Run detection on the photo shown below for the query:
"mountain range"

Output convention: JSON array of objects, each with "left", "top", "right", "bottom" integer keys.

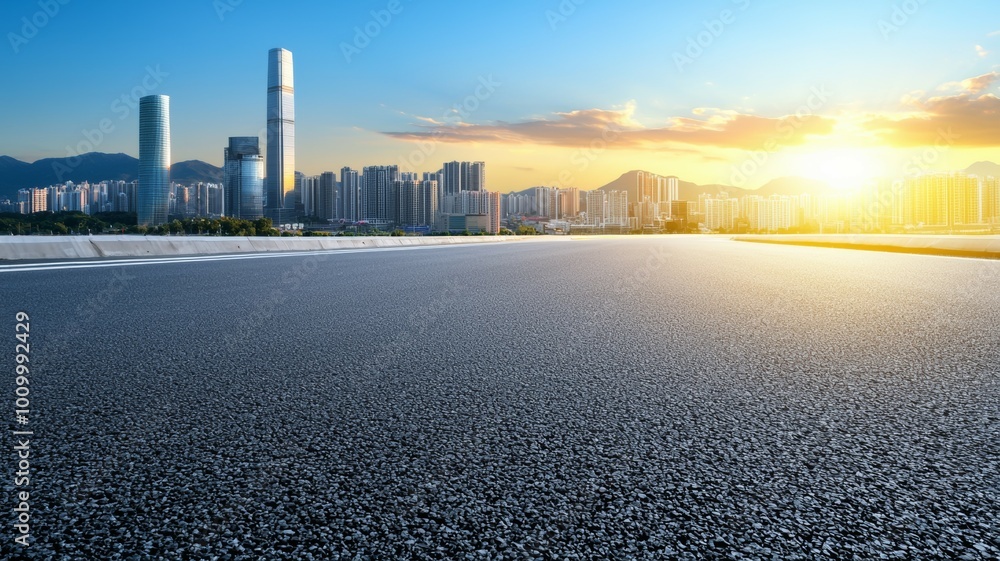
[
  {"left": 2, "top": 153, "right": 1000, "bottom": 205},
  {"left": 593, "top": 171, "right": 834, "bottom": 204},
  {"left": 0, "top": 153, "right": 223, "bottom": 201}
]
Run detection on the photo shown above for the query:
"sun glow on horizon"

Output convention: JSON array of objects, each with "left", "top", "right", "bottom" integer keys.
[{"left": 788, "top": 148, "right": 888, "bottom": 190}]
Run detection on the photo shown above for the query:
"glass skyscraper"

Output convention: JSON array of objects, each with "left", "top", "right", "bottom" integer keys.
[
  {"left": 224, "top": 136, "right": 264, "bottom": 219},
  {"left": 138, "top": 95, "right": 170, "bottom": 226},
  {"left": 266, "top": 48, "right": 294, "bottom": 212}
]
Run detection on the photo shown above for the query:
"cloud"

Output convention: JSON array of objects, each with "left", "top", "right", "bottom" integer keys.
[
  {"left": 976, "top": 45, "right": 989, "bottom": 58},
  {"left": 859, "top": 72, "right": 1000, "bottom": 147},
  {"left": 961, "top": 71, "right": 1000, "bottom": 93},
  {"left": 863, "top": 92, "right": 1000, "bottom": 147},
  {"left": 382, "top": 103, "right": 836, "bottom": 151}
]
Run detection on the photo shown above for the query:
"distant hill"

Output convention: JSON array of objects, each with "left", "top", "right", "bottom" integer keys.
[
  {"left": 0, "top": 153, "right": 223, "bottom": 200},
  {"left": 0, "top": 152, "right": 137, "bottom": 198},
  {"left": 171, "top": 160, "right": 224, "bottom": 184},
  {"left": 593, "top": 170, "right": 833, "bottom": 202},
  {"left": 507, "top": 171, "right": 837, "bottom": 210},
  {"left": 965, "top": 161, "right": 1000, "bottom": 178}
]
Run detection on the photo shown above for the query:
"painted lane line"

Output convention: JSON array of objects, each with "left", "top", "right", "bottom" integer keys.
[{"left": 0, "top": 244, "right": 488, "bottom": 273}]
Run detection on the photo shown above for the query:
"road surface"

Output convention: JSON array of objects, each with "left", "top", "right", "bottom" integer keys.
[{"left": 2, "top": 237, "right": 997, "bottom": 559}]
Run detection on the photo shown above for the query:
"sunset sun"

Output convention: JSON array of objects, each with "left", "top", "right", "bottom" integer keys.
[{"left": 792, "top": 148, "right": 887, "bottom": 190}]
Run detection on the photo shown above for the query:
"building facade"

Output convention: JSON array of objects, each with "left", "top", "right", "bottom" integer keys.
[
  {"left": 224, "top": 136, "right": 264, "bottom": 219},
  {"left": 266, "top": 48, "right": 295, "bottom": 213},
  {"left": 138, "top": 94, "right": 170, "bottom": 226}
]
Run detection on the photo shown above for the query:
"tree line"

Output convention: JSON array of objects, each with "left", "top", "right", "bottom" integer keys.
[{"left": 0, "top": 212, "right": 279, "bottom": 236}]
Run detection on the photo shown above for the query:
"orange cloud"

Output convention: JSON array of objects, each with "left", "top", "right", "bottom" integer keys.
[
  {"left": 864, "top": 92, "right": 1000, "bottom": 147},
  {"left": 383, "top": 103, "right": 836, "bottom": 151},
  {"left": 961, "top": 71, "right": 1000, "bottom": 93}
]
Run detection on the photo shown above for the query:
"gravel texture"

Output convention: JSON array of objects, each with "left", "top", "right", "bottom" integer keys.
[{"left": 2, "top": 237, "right": 998, "bottom": 559}]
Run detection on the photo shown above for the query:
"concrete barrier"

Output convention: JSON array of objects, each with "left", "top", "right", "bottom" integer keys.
[
  {"left": 733, "top": 234, "right": 1000, "bottom": 259},
  {"left": 0, "top": 235, "right": 551, "bottom": 261}
]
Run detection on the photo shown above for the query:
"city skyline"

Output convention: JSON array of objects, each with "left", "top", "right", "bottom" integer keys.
[{"left": 2, "top": 1, "right": 1000, "bottom": 193}]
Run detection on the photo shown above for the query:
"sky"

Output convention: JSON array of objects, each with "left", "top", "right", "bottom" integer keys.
[{"left": 1, "top": 0, "right": 999, "bottom": 193}]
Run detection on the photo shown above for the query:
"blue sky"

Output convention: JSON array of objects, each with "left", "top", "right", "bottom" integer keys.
[{"left": 2, "top": 0, "right": 999, "bottom": 191}]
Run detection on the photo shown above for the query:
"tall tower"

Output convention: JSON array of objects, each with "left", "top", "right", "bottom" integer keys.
[
  {"left": 138, "top": 94, "right": 170, "bottom": 226},
  {"left": 266, "top": 48, "right": 295, "bottom": 212}
]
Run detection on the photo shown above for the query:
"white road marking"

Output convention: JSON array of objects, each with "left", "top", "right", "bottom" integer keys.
[{"left": 0, "top": 244, "right": 470, "bottom": 273}]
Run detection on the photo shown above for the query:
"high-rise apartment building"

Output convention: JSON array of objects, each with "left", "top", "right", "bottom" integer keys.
[
  {"left": 607, "top": 191, "right": 629, "bottom": 227},
  {"left": 318, "top": 171, "right": 337, "bottom": 221},
  {"left": 442, "top": 161, "right": 463, "bottom": 197},
  {"left": 704, "top": 197, "right": 740, "bottom": 231},
  {"left": 442, "top": 161, "right": 485, "bottom": 195},
  {"left": 362, "top": 165, "right": 399, "bottom": 227},
  {"left": 465, "top": 161, "right": 486, "bottom": 192},
  {"left": 340, "top": 167, "right": 360, "bottom": 222},
  {"left": 300, "top": 175, "right": 318, "bottom": 218},
  {"left": 585, "top": 191, "right": 606, "bottom": 226}
]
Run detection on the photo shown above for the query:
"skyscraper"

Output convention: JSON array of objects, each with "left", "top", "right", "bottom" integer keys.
[
  {"left": 301, "top": 175, "right": 319, "bottom": 218},
  {"left": 442, "top": 161, "right": 486, "bottom": 195},
  {"left": 586, "top": 191, "right": 606, "bottom": 226},
  {"left": 266, "top": 48, "right": 294, "bottom": 212},
  {"left": 442, "top": 161, "right": 463, "bottom": 197},
  {"left": 362, "top": 165, "right": 399, "bottom": 228},
  {"left": 340, "top": 167, "right": 360, "bottom": 222},
  {"left": 138, "top": 94, "right": 170, "bottom": 226},
  {"left": 318, "top": 171, "right": 337, "bottom": 221},
  {"left": 465, "top": 161, "right": 486, "bottom": 192},
  {"left": 224, "top": 136, "right": 263, "bottom": 219}
]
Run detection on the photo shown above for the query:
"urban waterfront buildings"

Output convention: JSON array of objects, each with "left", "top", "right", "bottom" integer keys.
[
  {"left": 17, "top": 49, "right": 1000, "bottom": 236},
  {"left": 138, "top": 94, "right": 171, "bottom": 227}
]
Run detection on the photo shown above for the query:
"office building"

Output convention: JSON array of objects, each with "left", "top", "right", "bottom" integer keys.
[
  {"left": 137, "top": 95, "right": 170, "bottom": 226},
  {"left": 138, "top": 94, "right": 170, "bottom": 226},
  {"left": 265, "top": 48, "right": 295, "bottom": 212},
  {"left": 224, "top": 136, "right": 264, "bottom": 219}
]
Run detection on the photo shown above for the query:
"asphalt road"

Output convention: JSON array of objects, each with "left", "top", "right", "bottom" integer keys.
[{"left": 2, "top": 237, "right": 998, "bottom": 559}]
